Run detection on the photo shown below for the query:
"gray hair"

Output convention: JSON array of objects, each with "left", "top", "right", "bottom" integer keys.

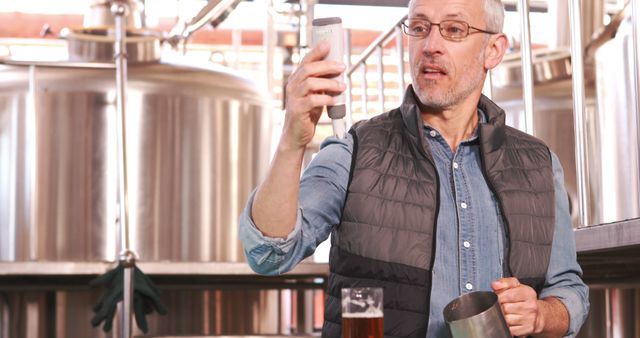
[
  {"left": 484, "top": 0, "right": 505, "bottom": 32},
  {"left": 408, "top": 0, "right": 505, "bottom": 32}
]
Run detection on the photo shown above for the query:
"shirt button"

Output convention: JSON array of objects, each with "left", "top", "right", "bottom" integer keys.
[
  {"left": 461, "top": 202, "right": 467, "bottom": 209},
  {"left": 453, "top": 162, "right": 459, "bottom": 169},
  {"left": 429, "top": 130, "right": 437, "bottom": 137},
  {"left": 465, "top": 283, "right": 473, "bottom": 291},
  {"left": 463, "top": 241, "right": 471, "bottom": 248}
]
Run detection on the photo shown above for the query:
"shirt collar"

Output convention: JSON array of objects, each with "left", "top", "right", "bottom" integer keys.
[
  {"left": 400, "top": 85, "right": 506, "bottom": 155},
  {"left": 422, "top": 106, "right": 487, "bottom": 144}
]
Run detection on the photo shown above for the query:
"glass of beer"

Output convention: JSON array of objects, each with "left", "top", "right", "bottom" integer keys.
[{"left": 341, "top": 287, "right": 384, "bottom": 338}]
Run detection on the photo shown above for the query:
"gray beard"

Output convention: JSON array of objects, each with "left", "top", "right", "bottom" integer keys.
[
  {"left": 420, "top": 69, "right": 484, "bottom": 110},
  {"left": 412, "top": 48, "right": 487, "bottom": 111}
]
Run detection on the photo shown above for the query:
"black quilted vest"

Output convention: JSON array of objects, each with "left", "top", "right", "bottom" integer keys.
[{"left": 322, "top": 87, "right": 556, "bottom": 338}]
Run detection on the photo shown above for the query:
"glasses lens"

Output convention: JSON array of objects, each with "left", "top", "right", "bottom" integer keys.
[
  {"left": 440, "top": 21, "right": 469, "bottom": 39},
  {"left": 404, "top": 19, "right": 431, "bottom": 37}
]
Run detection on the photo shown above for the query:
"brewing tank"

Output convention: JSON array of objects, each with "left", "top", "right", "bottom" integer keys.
[
  {"left": 0, "top": 59, "right": 272, "bottom": 262},
  {"left": 590, "top": 14, "right": 640, "bottom": 225}
]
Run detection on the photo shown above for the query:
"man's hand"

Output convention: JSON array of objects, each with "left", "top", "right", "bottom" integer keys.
[
  {"left": 251, "top": 42, "right": 346, "bottom": 238},
  {"left": 281, "top": 42, "right": 346, "bottom": 151},
  {"left": 491, "top": 278, "right": 570, "bottom": 338},
  {"left": 491, "top": 277, "right": 543, "bottom": 337}
]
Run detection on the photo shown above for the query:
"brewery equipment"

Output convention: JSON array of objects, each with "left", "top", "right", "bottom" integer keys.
[
  {"left": 83, "top": 0, "right": 144, "bottom": 28},
  {"left": 0, "top": 57, "right": 271, "bottom": 263},
  {"left": 0, "top": 287, "right": 324, "bottom": 337},
  {"left": 589, "top": 9, "right": 640, "bottom": 225},
  {"left": 0, "top": 0, "right": 272, "bottom": 264},
  {"left": 0, "top": 1, "right": 331, "bottom": 337}
]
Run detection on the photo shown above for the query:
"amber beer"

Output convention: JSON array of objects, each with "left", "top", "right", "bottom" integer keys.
[
  {"left": 342, "top": 287, "right": 384, "bottom": 338},
  {"left": 342, "top": 313, "right": 384, "bottom": 338}
]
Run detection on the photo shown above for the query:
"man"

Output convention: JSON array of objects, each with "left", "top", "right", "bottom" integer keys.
[{"left": 239, "top": 0, "right": 589, "bottom": 337}]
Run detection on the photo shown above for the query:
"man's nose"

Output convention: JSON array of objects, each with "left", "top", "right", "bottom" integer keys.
[{"left": 421, "top": 26, "right": 446, "bottom": 55}]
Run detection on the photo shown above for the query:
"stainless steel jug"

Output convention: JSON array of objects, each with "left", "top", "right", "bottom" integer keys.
[{"left": 443, "top": 291, "right": 511, "bottom": 338}]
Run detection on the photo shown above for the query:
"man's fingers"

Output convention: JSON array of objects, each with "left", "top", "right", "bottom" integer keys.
[
  {"left": 299, "top": 94, "right": 336, "bottom": 113},
  {"left": 299, "top": 42, "right": 331, "bottom": 65},
  {"left": 293, "top": 77, "right": 346, "bottom": 97},
  {"left": 293, "top": 60, "right": 346, "bottom": 84},
  {"left": 504, "top": 312, "right": 526, "bottom": 324},
  {"left": 491, "top": 277, "right": 521, "bottom": 292},
  {"left": 508, "top": 325, "right": 530, "bottom": 337},
  {"left": 496, "top": 285, "right": 537, "bottom": 304},
  {"left": 503, "top": 300, "right": 537, "bottom": 315},
  {"left": 504, "top": 313, "right": 534, "bottom": 337},
  {"left": 495, "top": 286, "right": 540, "bottom": 337},
  {"left": 496, "top": 288, "right": 524, "bottom": 303}
]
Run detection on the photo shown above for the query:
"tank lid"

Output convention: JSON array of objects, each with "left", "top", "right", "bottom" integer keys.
[{"left": 64, "top": 27, "right": 162, "bottom": 63}]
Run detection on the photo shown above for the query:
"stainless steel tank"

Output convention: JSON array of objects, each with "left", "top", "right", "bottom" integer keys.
[
  {"left": 0, "top": 59, "right": 271, "bottom": 262},
  {"left": 576, "top": 287, "right": 640, "bottom": 338},
  {"left": 590, "top": 13, "right": 640, "bottom": 225}
]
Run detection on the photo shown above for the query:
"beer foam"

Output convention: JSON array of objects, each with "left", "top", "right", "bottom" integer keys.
[{"left": 342, "top": 310, "right": 383, "bottom": 318}]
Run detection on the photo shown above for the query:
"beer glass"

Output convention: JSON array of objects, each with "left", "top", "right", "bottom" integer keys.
[{"left": 341, "top": 287, "right": 384, "bottom": 338}]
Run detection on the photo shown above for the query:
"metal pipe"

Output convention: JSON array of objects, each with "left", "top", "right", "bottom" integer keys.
[
  {"left": 27, "top": 65, "right": 38, "bottom": 261},
  {"left": 232, "top": 29, "right": 241, "bottom": 69},
  {"left": 112, "top": 3, "right": 133, "bottom": 337},
  {"left": 361, "top": 63, "right": 368, "bottom": 119},
  {"left": 140, "top": 0, "right": 146, "bottom": 28},
  {"left": 112, "top": 0, "right": 131, "bottom": 265},
  {"left": 345, "top": 29, "right": 353, "bottom": 128},
  {"left": 394, "top": 25, "right": 405, "bottom": 98},
  {"left": 605, "top": 288, "right": 612, "bottom": 338},
  {"left": 301, "top": 0, "right": 316, "bottom": 49},
  {"left": 265, "top": 0, "right": 276, "bottom": 105},
  {"left": 122, "top": 253, "right": 134, "bottom": 338},
  {"left": 568, "top": 0, "right": 589, "bottom": 227},
  {"left": 166, "top": 0, "right": 241, "bottom": 48},
  {"left": 182, "top": 0, "right": 240, "bottom": 37},
  {"left": 1, "top": 293, "right": 8, "bottom": 338},
  {"left": 517, "top": 0, "right": 535, "bottom": 135},
  {"left": 376, "top": 46, "right": 385, "bottom": 115},
  {"left": 347, "top": 14, "right": 407, "bottom": 77},
  {"left": 632, "top": 0, "right": 640, "bottom": 189}
]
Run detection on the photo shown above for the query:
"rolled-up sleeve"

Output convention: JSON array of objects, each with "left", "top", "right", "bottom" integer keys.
[
  {"left": 238, "top": 191, "right": 305, "bottom": 275},
  {"left": 239, "top": 135, "right": 353, "bottom": 275},
  {"left": 539, "top": 152, "right": 590, "bottom": 337}
]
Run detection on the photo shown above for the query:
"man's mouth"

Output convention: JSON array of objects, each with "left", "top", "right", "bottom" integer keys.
[
  {"left": 420, "top": 63, "right": 448, "bottom": 81},
  {"left": 422, "top": 64, "right": 447, "bottom": 75}
]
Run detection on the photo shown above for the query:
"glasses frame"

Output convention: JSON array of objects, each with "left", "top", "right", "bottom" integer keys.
[{"left": 401, "top": 18, "right": 498, "bottom": 41}]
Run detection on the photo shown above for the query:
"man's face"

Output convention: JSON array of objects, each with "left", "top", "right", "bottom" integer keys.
[{"left": 408, "top": 0, "right": 489, "bottom": 111}]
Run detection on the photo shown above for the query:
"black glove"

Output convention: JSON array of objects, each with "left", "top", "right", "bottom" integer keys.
[{"left": 90, "top": 263, "right": 168, "bottom": 333}]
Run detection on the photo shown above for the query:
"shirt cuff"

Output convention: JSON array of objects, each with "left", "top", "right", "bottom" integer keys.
[
  {"left": 239, "top": 190, "right": 303, "bottom": 271},
  {"left": 540, "top": 286, "right": 590, "bottom": 337}
]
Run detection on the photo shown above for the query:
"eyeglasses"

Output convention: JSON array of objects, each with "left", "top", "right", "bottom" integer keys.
[{"left": 401, "top": 18, "right": 498, "bottom": 41}]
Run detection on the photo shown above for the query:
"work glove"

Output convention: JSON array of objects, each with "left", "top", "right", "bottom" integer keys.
[{"left": 90, "top": 262, "right": 168, "bottom": 333}]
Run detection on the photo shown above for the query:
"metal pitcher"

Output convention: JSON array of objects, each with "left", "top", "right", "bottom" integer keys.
[{"left": 443, "top": 291, "right": 511, "bottom": 338}]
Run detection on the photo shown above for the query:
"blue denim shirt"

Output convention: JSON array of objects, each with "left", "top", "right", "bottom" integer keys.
[{"left": 240, "top": 113, "right": 589, "bottom": 338}]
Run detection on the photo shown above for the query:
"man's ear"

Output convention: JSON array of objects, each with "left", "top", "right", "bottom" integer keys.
[{"left": 484, "top": 33, "right": 509, "bottom": 70}]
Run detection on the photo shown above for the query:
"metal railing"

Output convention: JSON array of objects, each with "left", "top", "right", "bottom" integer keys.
[
  {"left": 568, "top": 0, "right": 589, "bottom": 227},
  {"left": 517, "top": 0, "right": 535, "bottom": 136},
  {"left": 344, "top": 14, "right": 407, "bottom": 125}
]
